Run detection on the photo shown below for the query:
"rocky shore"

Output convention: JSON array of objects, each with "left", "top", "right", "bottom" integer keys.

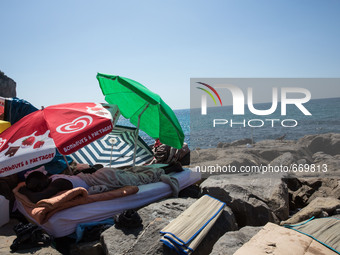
[
  {"left": 0, "top": 132, "right": 339, "bottom": 254},
  {"left": 192, "top": 132, "right": 340, "bottom": 178}
]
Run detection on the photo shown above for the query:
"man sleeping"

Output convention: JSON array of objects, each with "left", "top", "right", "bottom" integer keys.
[
  {"left": 19, "top": 171, "right": 88, "bottom": 203},
  {"left": 19, "top": 163, "right": 183, "bottom": 203}
]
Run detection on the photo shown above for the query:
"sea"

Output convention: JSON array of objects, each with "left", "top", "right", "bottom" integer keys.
[{"left": 118, "top": 97, "right": 340, "bottom": 150}]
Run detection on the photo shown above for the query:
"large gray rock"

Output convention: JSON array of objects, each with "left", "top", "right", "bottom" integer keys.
[
  {"left": 298, "top": 133, "right": 340, "bottom": 156},
  {"left": 281, "top": 197, "right": 340, "bottom": 225},
  {"left": 312, "top": 152, "right": 340, "bottom": 174},
  {"left": 306, "top": 178, "right": 340, "bottom": 203},
  {"left": 0, "top": 71, "right": 16, "bottom": 98},
  {"left": 269, "top": 152, "right": 297, "bottom": 167},
  {"left": 284, "top": 177, "right": 340, "bottom": 211},
  {"left": 210, "top": 226, "right": 262, "bottom": 255},
  {"left": 200, "top": 175, "right": 289, "bottom": 227},
  {"left": 101, "top": 198, "right": 237, "bottom": 255},
  {"left": 253, "top": 140, "right": 313, "bottom": 162},
  {"left": 313, "top": 151, "right": 336, "bottom": 162}
]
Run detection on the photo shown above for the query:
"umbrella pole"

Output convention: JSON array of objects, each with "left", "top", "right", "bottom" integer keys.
[
  {"left": 62, "top": 154, "right": 72, "bottom": 175},
  {"left": 110, "top": 143, "right": 114, "bottom": 167},
  {"left": 133, "top": 104, "right": 150, "bottom": 166}
]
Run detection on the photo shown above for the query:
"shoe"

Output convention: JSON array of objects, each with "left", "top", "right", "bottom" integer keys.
[
  {"left": 10, "top": 223, "right": 51, "bottom": 252},
  {"left": 114, "top": 209, "right": 143, "bottom": 229}
]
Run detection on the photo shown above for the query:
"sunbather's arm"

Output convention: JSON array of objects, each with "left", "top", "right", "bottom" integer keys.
[{"left": 19, "top": 179, "right": 73, "bottom": 203}]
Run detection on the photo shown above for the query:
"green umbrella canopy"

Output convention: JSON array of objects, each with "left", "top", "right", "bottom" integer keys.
[{"left": 97, "top": 73, "right": 184, "bottom": 149}]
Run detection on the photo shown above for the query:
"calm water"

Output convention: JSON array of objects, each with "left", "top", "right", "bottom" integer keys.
[{"left": 118, "top": 97, "right": 340, "bottom": 149}]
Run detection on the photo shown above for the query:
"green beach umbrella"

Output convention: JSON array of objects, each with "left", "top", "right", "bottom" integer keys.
[{"left": 97, "top": 73, "right": 184, "bottom": 165}]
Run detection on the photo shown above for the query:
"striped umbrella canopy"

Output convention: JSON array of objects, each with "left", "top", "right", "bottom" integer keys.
[{"left": 70, "top": 125, "right": 153, "bottom": 167}]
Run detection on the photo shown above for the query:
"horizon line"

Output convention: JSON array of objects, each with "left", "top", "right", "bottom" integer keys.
[{"left": 179, "top": 96, "right": 340, "bottom": 111}]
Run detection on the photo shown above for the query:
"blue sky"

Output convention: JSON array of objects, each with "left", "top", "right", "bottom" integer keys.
[{"left": 1, "top": 0, "right": 339, "bottom": 110}]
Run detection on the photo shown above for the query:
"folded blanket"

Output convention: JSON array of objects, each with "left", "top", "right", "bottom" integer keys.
[
  {"left": 160, "top": 195, "right": 225, "bottom": 254},
  {"left": 13, "top": 182, "right": 139, "bottom": 225}
]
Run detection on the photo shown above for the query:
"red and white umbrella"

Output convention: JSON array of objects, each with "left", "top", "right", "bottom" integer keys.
[{"left": 0, "top": 102, "right": 120, "bottom": 177}]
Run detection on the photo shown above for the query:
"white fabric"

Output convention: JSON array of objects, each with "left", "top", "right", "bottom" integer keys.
[{"left": 16, "top": 168, "right": 201, "bottom": 237}]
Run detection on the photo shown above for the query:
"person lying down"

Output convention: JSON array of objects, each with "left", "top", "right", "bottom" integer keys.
[{"left": 19, "top": 163, "right": 183, "bottom": 203}]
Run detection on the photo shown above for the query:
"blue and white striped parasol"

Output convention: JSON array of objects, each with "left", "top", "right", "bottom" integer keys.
[{"left": 70, "top": 125, "right": 153, "bottom": 167}]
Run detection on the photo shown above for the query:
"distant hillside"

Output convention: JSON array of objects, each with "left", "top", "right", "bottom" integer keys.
[{"left": 0, "top": 70, "right": 16, "bottom": 97}]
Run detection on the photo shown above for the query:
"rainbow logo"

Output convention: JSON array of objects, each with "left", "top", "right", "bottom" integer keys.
[{"left": 196, "top": 82, "right": 223, "bottom": 106}]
